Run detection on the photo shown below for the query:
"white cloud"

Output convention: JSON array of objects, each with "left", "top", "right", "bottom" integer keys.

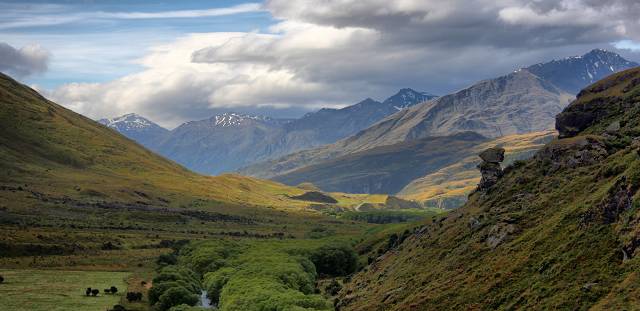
[
  {"left": 0, "top": 3, "right": 263, "bottom": 30},
  {"left": 615, "top": 40, "right": 640, "bottom": 51},
  {"left": 47, "top": 0, "right": 640, "bottom": 127},
  {"left": 0, "top": 42, "right": 50, "bottom": 77},
  {"left": 103, "top": 3, "right": 263, "bottom": 19}
]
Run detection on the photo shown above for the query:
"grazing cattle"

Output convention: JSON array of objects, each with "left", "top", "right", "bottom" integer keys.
[
  {"left": 91, "top": 289, "right": 99, "bottom": 296},
  {"left": 86, "top": 288, "right": 92, "bottom": 296}
]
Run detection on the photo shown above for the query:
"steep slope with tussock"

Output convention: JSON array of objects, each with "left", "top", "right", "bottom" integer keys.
[{"left": 337, "top": 67, "right": 640, "bottom": 310}]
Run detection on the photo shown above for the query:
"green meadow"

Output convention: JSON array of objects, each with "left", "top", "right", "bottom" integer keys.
[{"left": 0, "top": 269, "right": 129, "bottom": 311}]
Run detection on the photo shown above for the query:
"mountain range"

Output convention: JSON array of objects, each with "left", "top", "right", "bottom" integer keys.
[
  {"left": 337, "top": 66, "right": 640, "bottom": 310},
  {"left": 97, "top": 49, "right": 638, "bottom": 206},
  {"left": 241, "top": 49, "right": 639, "bottom": 202},
  {"left": 100, "top": 88, "right": 435, "bottom": 174}
]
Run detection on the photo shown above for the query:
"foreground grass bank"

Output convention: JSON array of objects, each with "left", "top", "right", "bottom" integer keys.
[{"left": 0, "top": 269, "right": 128, "bottom": 311}]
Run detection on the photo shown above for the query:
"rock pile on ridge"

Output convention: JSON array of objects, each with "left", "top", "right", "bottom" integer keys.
[{"left": 477, "top": 147, "right": 505, "bottom": 191}]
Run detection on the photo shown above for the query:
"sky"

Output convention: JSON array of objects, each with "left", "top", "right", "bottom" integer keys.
[{"left": 2, "top": 0, "right": 640, "bottom": 128}]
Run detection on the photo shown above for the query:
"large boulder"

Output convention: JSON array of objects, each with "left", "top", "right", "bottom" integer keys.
[{"left": 479, "top": 147, "right": 505, "bottom": 163}]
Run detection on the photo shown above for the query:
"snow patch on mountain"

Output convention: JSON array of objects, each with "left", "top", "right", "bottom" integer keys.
[
  {"left": 99, "top": 113, "right": 156, "bottom": 131},
  {"left": 212, "top": 113, "right": 272, "bottom": 127},
  {"left": 383, "top": 88, "right": 437, "bottom": 111}
]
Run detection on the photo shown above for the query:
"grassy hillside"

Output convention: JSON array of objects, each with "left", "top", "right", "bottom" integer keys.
[
  {"left": 398, "top": 131, "right": 556, "bottom": 208},
  {"left": 0, "top": 72, "right": 385, "bottom": 214},
  {"left": 337, "top": 67, "right": 640, "bottom": 310}
]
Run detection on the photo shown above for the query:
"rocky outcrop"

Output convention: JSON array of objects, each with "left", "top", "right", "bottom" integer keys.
[
  {"left": 535, "top": 136, "right": 608, "bottom": 173},
  {"left": 477, "top": 147, "right": 505, "bottom": 191},
  {"left": 486, "top": 222, "right": 518, "bottom": 248},
  {"left": 556, "top": 68, "right": 640, "bottom": 138},
  {"left": 580, "top": 176, "right": 637, "bottom": 226}
]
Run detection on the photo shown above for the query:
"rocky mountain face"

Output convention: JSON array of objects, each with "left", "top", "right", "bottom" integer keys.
[
  {"left": 527, "top": 49, "right": 639, "bottom": 95},
  {"left": 242, "top": 50, "right": 637, "bottom": 195},
  {"left": 337, "top": 67, "right": 640, "bottom": 310},
  {"left": 98, "top": 113, "right": 169, "bottom": 147},
  {"left": 104, "top": 89, "right": 433, "bottom": 175}
]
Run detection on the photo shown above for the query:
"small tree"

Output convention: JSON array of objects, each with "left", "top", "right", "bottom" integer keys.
[
  {"left": 126, "top": 292, "right": 136, "bottom": 302},
  {"left": 0, "top": 275, "right": 4, "bottom": 284},
  {"left": 126, "top": 291, "right": 143, "bottom": 302},
  {"left": 91, "top": 289, "right": 99, "bottom": 296},
  {"left": 109, "top": 305, "right": 127, "bottom": 311},
  {"left": 110, "top": 286, "right": 118, "bottom": 294}
]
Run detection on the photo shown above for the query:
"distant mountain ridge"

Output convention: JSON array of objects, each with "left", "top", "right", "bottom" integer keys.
[
  {"left": 98, "top": 113, "right": 169, "bottom": 147},
  {"left": 526, "top": 48, "right": 639, "bottom": 94},
  {"left": 241, "top": 49, "right": 638, "bottom": 197},
  {"left": 102, "top": 88, "right": 435, "bottom": 174}
]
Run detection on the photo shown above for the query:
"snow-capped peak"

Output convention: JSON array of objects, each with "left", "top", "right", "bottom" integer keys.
[
  {"left": 211, "top": 113, "right": 270, "bottom": 127},
  {"left": 384, "top": 88, "right": 437, "bottom": 111},
  {"left": 99, "top": 113, "right": 153, "bottom": 129},
  {"left": 97, "top": 113, "right": 168, "bottom": 135}
]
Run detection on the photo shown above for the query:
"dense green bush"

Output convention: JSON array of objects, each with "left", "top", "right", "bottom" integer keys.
[
  {"left": 173, "top": 239, "right": 363, "bottom": 310},
  {"left": 179, "top": 240, "right": 244, "bottom": 275},
  {"left": 157, "top": 287, "right": 199, "bottom": 311},
  {"left": 202, "top": 267, "right": 235, "bottom": 304},
  {"left": 149, "top": 265, "right": 201, "bottom": 310},
  {"left": 341, "top": 209, "right": 437, "bottom": 224},
  {"left": 168, "top": 305, "right": 209, "bottom": 311},
  {"left": 219, "top": 279, "right": 332, "bottom": 311},
  {"left": 157, "top": 253, "right": 178, "bottom": 266},
  {"left": 310, "top": 244, "right": 358, "bottom": 276},
  {"left": 149, "top": 282, "right": 184, "bottom": 305},
  {"left": 182, "top": 239, "right": 341, "bottom": 311}
]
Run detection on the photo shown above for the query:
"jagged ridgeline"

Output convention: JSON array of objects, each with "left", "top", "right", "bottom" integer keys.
[{"left": 337, "top": 67, "right": 640, "bottom": 309}]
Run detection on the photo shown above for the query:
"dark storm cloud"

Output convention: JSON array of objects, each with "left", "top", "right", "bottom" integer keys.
[{"left": 0, "top": 42, "right": 50, "bottom": 77}]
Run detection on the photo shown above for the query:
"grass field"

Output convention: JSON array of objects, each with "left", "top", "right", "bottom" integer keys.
[{"left": 0, "top": 269, "right": 129, "bottom": 311}]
